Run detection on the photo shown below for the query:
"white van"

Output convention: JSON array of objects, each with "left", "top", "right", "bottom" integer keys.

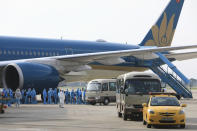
[{"left": 86, "top": 79, "right": 116, "bottom": 105}]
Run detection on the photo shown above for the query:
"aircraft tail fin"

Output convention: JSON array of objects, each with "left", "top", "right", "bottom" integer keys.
[{"left": 139, "top": 0, "right": 184, "bottom": 47}]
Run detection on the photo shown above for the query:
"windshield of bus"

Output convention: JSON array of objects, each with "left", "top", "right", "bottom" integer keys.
[
  {"left": 87, "top": 82, "right": 101, "bottom": 91},
  {"left": 150, "top": 97, "right": 180, "bottom": 106},
  {"left": 124, "top": 79, "right": 161, "bottom": 95}
]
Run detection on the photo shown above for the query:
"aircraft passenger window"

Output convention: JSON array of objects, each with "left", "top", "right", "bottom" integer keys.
[
  {"left": 37, "top": 52, "right": 40, "bottom": 56},
  {"left": 21, "top": 51, "right": 24, "bottom": 55},
  {"left": 0, "top": 50, "right": 2, "bottom": 55},
  {"left": 25, "top": 51, "right": 28, "bottom": 55},
  {"left": 102, "top": 83, "right": 108, "bottom": 91},
  {"left": 46, "top": 52, "right": 48, "bottom": 56},
  {"left": 12, "top": 51, "right": 15, "bottom": 55},
  {"left": 53, "top": 52, "right": 56, "bottom": 56},
  {"left": 109, "top": 82, "right": 116, "bottom": 91},
  {"left": 49, "top": 52, "right": 52, "bottom": 56},
  {"left": 29, "top": 51, "right": 32, "bottom": 56},
  {"left": 33, "top": 51, "right": 36, "bottom": 56},
  {"left": 42, "top": 52, "right": 44, "bottom": 56},
  {"left": 57, "top": 52, "right": 60, "bottom": 56},
  {"left": 17, "top": 51, "right": 20, "bottom": 55},
  {"left": 8, "top": 50, "right": 11, "bottom": 55},
  {"left": 4, "top": 50, "right": 7, "bottom": 55}
]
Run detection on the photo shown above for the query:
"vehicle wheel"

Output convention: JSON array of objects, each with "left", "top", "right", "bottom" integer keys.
[
  {"left": 147, "top": 124, "right": 151, "bottom": 128},
  {"left": 180, "top": 124, "right": 185, "bottom": 128},
  {"left": 118, "top": 112, "right": 122, "bottom": 117},
  {"left": 90, "top": 102, "right": 96, "bottom": 105},
  {"left": 1, "top": 110, "right": 4, "bottom": 114},
  {"left": 143, "top": 120, "right": 147, "bottom": 125},
  {"left": 123, "top": 113, "right": 127, "bottom": 121},
  {"left": 103, "top": 98, "right": 109, "bottom": 105}
]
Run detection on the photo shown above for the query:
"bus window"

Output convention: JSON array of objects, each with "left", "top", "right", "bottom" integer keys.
[
  {"left": 109, "top": 82, "right": 116, "bottom": 91},
  {"left": 87, "top": 82, "right": 101, "bottom": 91},
  {"left": 102, "top": 83, "right": 108, "bottom": 91},
  {"left": 125, "top": 79, "right": 161, "bottom": 95}
]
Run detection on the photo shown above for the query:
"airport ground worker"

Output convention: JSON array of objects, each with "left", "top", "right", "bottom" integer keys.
[
  {"left": 70, "top": 89, "right": 74, "bottom": 104},
  {"left": 82, "top": 89, "right": 86, "bottom": 104},
  {"left": 21, "top": 89, "right": 25, "bottom": 104},
  {"left": 79, "top": 89, "right": 82, "bottom": 104},
  {"left": 51, "top": 88, "right": 54, "bottom": 104},
  {"left": 58, "top": 90, "right": 65, "bottom": 108},
  {"left": 43, "top": 88, "right": 47, "bottom": 104},
  {"left": 48, "top": 88, "right": 52, "bottom": 104},
  {"left": 15, "top": 89, "right": 22, "bottom": 108},
  {"left": 25, "top": 88, "right": 31, "bottom": 104},
  {"left": 31, "top": 88, "right": 37, "bottom": 104},
  {"left": 8, "top": 88, "right": 13, "bottom": 106},
  {"left": 53, "top": 88, "right": 58, "bottom": 104},
  {"left": 2, "top": 88, "right": 8, "bottom": 98},
  {"left": 2, "top": 88, "right": 8, "bottom": 105},
  {"left": 65, "top": 89, "right": 69, "bottom": 104},
  {"left": 76, "top": 88, "right": 79, "bottom": 104},
  {"left": 67, "top": 90, "right": 70, "bottom": 103}
]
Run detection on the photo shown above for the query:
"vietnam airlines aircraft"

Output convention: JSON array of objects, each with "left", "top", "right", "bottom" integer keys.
[{"left": 1, "top": 0, "right": 197, "bottom": 94}]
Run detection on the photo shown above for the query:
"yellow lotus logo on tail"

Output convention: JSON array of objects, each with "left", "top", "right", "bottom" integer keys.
[{"left": 145, "top": 13, "right": 175, "bottom": 47}]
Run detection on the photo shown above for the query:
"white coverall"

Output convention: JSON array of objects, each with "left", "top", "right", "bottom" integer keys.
[{"left": 59, "top": 91, "right": 65, "bottom": 108}]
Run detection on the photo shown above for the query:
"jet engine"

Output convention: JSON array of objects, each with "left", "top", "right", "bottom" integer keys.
[{"left": 2, "top": 62, "right": 60, "bottom": 93}]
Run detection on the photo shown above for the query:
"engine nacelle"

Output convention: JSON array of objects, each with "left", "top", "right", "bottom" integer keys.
[{"left": 2, "top": 62, "right": 60, "bottom": 93}]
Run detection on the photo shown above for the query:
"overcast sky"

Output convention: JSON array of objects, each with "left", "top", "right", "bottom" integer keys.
[{"left": 0, "top": 0, "right": 197, "bottom": 78}]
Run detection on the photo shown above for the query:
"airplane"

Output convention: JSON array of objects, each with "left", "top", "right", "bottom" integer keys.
[{"left": 0, "top": 0, "right": 197, "bottom": 96}]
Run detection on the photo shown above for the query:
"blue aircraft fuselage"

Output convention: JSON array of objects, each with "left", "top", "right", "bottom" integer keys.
[{"left": 0, "top": 36, "right": 139, "bottom": 61}]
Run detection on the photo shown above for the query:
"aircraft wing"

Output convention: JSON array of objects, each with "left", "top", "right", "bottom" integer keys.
[
  {"left": 54, "top": 45, "right": 197, "bottom": 63},
  {"left": 0, "top": 45, "right": 197, "bottom": 67},
  {"left": 165, "top": 51, "right": 197, "bottom": 61}
]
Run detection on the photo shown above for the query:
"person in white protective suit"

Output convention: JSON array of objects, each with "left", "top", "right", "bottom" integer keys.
[{"left": 58, "top": 90, "right": 65, "bottom": 108}]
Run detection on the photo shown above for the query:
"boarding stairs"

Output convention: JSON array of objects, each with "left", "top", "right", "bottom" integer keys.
[{"left": 149, "top": 53, "right": 193, "bottom": 98}]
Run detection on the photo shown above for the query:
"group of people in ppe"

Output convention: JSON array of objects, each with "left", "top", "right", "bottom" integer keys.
[
  {"left": 42, "top": 88, "right": 87, "bottom": 108},
  {"left": 1, "top": 88, "right": 24, "bottom": 108},
  {"left": 1, "top": 87, "right": 86, "bottom": 108}
]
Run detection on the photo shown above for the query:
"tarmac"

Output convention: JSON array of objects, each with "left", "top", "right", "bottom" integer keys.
[{"left": 1, "top": 90, "right": 197, "bottom": 131}]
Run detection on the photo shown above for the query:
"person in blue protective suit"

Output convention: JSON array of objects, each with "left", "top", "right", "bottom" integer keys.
[
  {"left": 43, "top": 88, "right": 47, "bottom": 104},
  {"left": 25, "top": 88, "right": 31, "bottom": 104},
  {"left": 2, "top": 88, "right": 8, "bottom": 105},
  {"left": 31, "top": 88, "right": 37, "bottom": 104},
  {"left": 51, "top": 88, "right": 54, "bottom": 104},
  {"left": 34, "top": 88, "right": 37, "bottom": 104},
  {"left": 70, "top": 89, "right": 74, "bottom": 104},
  {"left": 21, "top": 89, "right": 25, "bottom": 104},
  {"left": 67, "top": 90, "right": 70, "bottom": 103},
  {"left": 48, "top": 88, "right": 52, "bottom": 104},
  {"left": 75, "top": 88, "right": 79, "bottom": 104},
  {"left": 79, "top": 89, "right": 82, "bottom": 104},
  {"left": 74, "top": 90, "right": 78, "bottom": 104},
  {"left": 65, "top": 89, "right": 69, "bottom": 104},
  {"left": 8, "top": 88, "right": 13, "bottom": 106},
  {"left": 53, "top": 88, "right": 58, "bottom": 104}
]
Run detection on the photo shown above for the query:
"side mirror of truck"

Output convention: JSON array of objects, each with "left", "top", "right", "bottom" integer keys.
[{"left": 142, "top": 103, "right": 147, "bottom": 107}]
